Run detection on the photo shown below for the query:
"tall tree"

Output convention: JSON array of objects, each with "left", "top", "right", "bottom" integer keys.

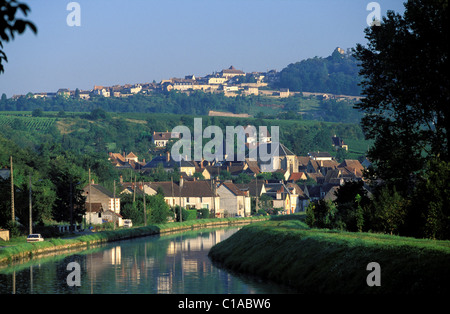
[
  {"left": 354, "top": 0, "right": 449, "bottom": 187},
  {"left": 0, "top": 0, "right": 37, "bottom": 73}
]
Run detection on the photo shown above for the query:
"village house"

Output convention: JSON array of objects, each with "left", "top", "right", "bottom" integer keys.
[
  {"left": 108, "top": 152, "right": 145, "bottom": 170},
  {"left": 337, "top": 159, "right": 365, "bottom": 181},
  {"left": 297, "top": 156, "right": 310, "bottom": 172},
  {"left": 92, "top": 85, "right": 110, "bottom": 97},
  {"left": 83, "top": 202, "right": 123, "bottom": 227},
  {"left": 195, "top": 161, "right": 212, "bottom": 180},
  {"left": 122, "top": 178, "right": 220, "bottom": 216},
  {"left": 57, "top": 88, "right": 70, "bottom": 98},
  {"left": 308, "top": 151, "right": 334, "bottom": 161},
  {"left": 249, "top": 143, "right": 298, "bottom": 173},
  {"left": 288, "top": 172, "right": 307, "bottom": 182},
  {"left": 83, "top": 183, "right": 122, "bottom": 226},
  {"left": 305, "top": 172, "right": 325, "bottom": 184},
  {"left": 152, "top": 131, "right": 180, "bottom": 148},
  {"left": 220, "top": 66, "right": 245, "bottom": 79},
  {"left": 79, "top": 90, "right": 90, "bottom": 100},
  {"left": 83, "top": 183, "right": 120, "bottom": 214},
  {"left": 278, "top": 88, "right": 290, "bottom": 98},
  {"left": 235, "top": 179, "right": 266, "bottom": 199},
  {"left": 143, "top": 152, "right": 196, "bottom": 176},
  {"left": 217, "top": 181, "right": 251, "bottom": 217},
  {"left": 285, "top": 182, "right": 310, "bottom": 211},
  {"left": 172, "top": 78, "right": 195, "bottom": 91},
  {"left": 306, "top": 159, "right": 339, "bottom": 176},
  {"left": 263, "top": 182, "right": 297, "bottom": 214},
  {"left": 332, "top": 135, "right": 348, "bottom": 151},
  {"left": 207, "top": 76, "right": 228, "bottom": 85},
  {"left": 243, "top": 85, "right": 259, "bottom": 96}
]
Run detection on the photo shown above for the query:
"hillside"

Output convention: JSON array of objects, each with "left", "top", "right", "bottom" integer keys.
[
  {"left": 275, "top": 47, "right": 362, "bottom": 96},
  {"left": 0, "top": 111, "right": 368, "bottom": 160}
]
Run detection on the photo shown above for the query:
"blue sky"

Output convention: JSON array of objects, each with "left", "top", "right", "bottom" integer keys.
[{"left": 0, "top": 0, "right": 405, "bottom": 97}]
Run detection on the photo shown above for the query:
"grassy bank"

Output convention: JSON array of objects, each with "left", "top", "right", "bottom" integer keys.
[
  {"left": 0, "top": 216, "right": 267, "bottom": 267},
  {"left": 208, "top": 215, "right": 450, "bottom": 294}
]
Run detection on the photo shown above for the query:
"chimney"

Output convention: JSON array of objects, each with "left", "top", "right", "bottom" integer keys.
[{"left": 180, "top": 176, "right": 184, "bottom": 188}]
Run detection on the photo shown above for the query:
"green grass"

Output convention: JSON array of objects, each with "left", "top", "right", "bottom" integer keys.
[{"left": 208, "top": 215, "right": 450, "bottom": 294}]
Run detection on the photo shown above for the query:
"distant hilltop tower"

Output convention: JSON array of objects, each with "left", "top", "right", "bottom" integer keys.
[{"left": 336, "top": 47, "right": 345, "bottom": 54}]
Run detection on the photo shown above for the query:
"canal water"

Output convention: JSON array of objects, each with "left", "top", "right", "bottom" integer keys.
[{"left": 0, "top": 227, "right": 293, "bottom": 294}]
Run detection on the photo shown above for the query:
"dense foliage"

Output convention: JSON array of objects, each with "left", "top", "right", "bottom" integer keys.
[
  {"left": 354, "top": 0, "right": 449, "bottom": 185},
  {"left": 0, "top": 89, "right": 363, "bottom": 124},
  {"left": 0, "top": 109, "right": 368, "bottom": 233},
  {"left": 307, "top": 161, "right": 450, "bottom": 240},
  {"left": 276, "top": 48, "right": 362, "bottom": 96},
  {"left": 347, "top": 0, "right": 449, "bottom": 239}
]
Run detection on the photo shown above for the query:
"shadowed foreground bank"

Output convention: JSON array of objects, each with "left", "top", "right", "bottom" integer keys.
[{"left": 208, "top": 215, "right": 450, "bottom": 294}]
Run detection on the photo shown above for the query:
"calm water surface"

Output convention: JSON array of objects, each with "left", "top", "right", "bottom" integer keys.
[{"left": 0, "top": 227, "right": 293, "bottom": 294}]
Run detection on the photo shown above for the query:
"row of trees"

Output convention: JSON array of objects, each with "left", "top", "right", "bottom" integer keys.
[
  {"left": 0, "top": 91, "right": 261, "bottom": 117},
  {"left": 306, "top": 0, "right": 450, "bottom": 240},
  {"left": 306, "top": 170, "right": 450, "bottom": 240},
  {"left": 0, "top": 132, "right": 181, "bottom": 236},
  {"left": 1, "top": 90, "right": 364, "bottom": 124}
]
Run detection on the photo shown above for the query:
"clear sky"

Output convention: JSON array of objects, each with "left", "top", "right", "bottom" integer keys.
[{"left": 0, "top": 0, "right": 405, "bottom": 97}]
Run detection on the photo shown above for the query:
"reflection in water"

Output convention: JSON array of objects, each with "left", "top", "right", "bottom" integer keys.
[{"left": 0, "top": 228, "right": 291, "bottom": 294}]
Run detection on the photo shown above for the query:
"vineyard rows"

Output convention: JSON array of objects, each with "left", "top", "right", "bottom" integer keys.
[{"left": 0, "top": 115, "right": 56, "bottom": 132}]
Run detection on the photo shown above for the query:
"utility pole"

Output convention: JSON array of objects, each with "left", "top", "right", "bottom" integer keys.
[
  {"left": 213, "top": 177, "right": 217, "bottom": 218},
  {"left": 29, "top": 175, "right": 32, "bottom": 235},
  {"left": 113, "top": 180, "right": 116, "bottom": 230},
  {"left": 10, "top": 156, "right": 14, "bottom": 225},
  {"left": 171, "top": 176, "right": 174, "bottom": 210},
  {"left": 179, "top": 176, "right": 182, "bottom": 222},
  {"left": 70, "top": 180, "right": 73, "bottom": 232},
  {"left": 255, "top": 176, "right": 259, "bottom": 213},
  {"left": 133, "top": 174, "right": 136, "bottom": 203},
  {"left": 142, "top": 181, "right": 147, "bottom": 226},
  {"left": 88, "top": 168, "right": 92, "bottom": 226}
]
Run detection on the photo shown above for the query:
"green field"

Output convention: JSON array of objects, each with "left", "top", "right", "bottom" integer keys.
[{"left": 208, "top": 215, "right": 450, "bottom": 294}]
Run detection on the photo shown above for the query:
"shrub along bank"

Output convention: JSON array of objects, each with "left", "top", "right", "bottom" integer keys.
[
  {"left": 0, "top": 216, "right": 267, "bottom": 267},
  {"left": 208, "top": 215, "right": 450, "bottom": 294}
]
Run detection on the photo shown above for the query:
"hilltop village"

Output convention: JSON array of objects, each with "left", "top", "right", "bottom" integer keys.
[{"left": 22, "top": 63, "right": 362, "bottom": 109}]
